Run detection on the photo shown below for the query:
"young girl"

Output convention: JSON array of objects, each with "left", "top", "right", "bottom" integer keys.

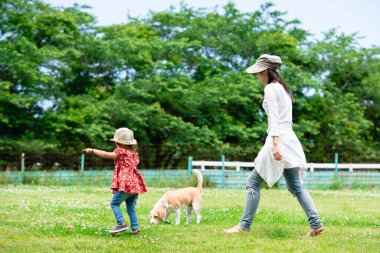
[{"left": 83, "top": 127, "right": 147, "bottom": 234}]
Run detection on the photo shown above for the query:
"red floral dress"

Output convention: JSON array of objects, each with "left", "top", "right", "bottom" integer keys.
[{"left": 111, "top": 148, "right": 147, "bottom": 194}]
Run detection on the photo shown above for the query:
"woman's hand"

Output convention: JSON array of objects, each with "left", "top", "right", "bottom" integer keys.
[
  {"left": 273, "top": 145, "right": 282, "bottom": 160},
  {"left": 272, "top": 136, "right": 282, "bottom": 160}
]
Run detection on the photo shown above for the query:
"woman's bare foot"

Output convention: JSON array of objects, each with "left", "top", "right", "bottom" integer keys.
[{"left": 223, "top": 225, "right": 249, "bottom": 233}]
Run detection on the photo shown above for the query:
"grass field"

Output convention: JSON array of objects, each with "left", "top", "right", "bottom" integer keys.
[{"left": 0, "top": 185, "right": 379, "bottom": 252}]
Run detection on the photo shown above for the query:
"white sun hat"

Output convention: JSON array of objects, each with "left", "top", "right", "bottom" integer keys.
[
  {"left": 110, "top": 128, "right": 137, "bottom": 145},
  {"left": 245, "top": 54, "right": 282, "bottom": 74}
]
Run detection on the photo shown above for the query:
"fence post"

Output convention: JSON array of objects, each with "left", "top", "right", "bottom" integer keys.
[
  {"left": 21, "top": 153, "right": 25, "bottom": 184},
  {"left": 334, "top": 153, "right": 339, "bottom": 174},
  {"left": 221, "top": 155, "right": 225, "bottom": 188},
  {"left": 187, "top": 156, "right": 193, "bottom": 174},
  {"left": 236, "top": 161, "right": 240, "bottom": 171},
  {"left": 81, "top": 154, "right": 85, "bottom": 175}
]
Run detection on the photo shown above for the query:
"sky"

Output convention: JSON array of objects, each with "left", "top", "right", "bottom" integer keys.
[{"left": 42, "top": 0, "right": 380, "bottom": 47}]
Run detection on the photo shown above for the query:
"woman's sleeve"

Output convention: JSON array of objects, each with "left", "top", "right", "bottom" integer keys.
[{"left": 264, "top": 84, "right": 280, "bottom": 136}]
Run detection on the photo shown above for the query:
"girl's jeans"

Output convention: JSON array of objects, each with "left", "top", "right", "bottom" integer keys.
[
  {"left": 239, "top": 168, "right": 323, "bottom": 230},
  {"left": 110, "top": 191, "right": 139, "bottom": 230}
]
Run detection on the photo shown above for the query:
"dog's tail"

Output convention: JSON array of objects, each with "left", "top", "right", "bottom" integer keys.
[{"left": 192, "top": 169, "right": 203, "bottom": 191}]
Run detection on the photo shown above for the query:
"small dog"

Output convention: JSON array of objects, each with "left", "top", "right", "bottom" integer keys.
[{"left": 150, "top": 169, "right": 203, "bottom": 225}]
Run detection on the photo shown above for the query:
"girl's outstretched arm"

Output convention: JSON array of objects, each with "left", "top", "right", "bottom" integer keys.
[{"left": 82, "top": 148, "right": 117, "bottom": 159}]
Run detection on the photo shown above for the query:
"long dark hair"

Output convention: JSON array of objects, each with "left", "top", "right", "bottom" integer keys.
[
  {"left": 116, "top": 143, "right": 139, "bottom": 154},
  {"left": 267, "top": 68, "right": 294, "bottom": 103}
]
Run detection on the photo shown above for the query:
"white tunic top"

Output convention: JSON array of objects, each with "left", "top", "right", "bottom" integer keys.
[{"left": 254, "top": 82, "right": 307, "bottom": 187}]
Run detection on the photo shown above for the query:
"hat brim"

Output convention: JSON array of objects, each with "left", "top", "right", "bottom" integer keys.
[
  {"left": 110, "top": 139, "right": 137, "bottom": 145},
  {"left": 245, "top": 64, "right": 267, "bottom": 74}
]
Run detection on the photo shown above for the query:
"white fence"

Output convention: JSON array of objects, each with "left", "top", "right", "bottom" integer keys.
[
  {"left": 307, "top": 163, "right": 380, "bottom": 172},
  {"left": 192, "top": 161, "right": 380, "bottom": 172},
  {"left": 192, "top": 161, "right": 254, "bottom": 171}
]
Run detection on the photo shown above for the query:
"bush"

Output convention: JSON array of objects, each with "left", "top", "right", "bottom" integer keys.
[{"left": 327, "top": 175, "right": 344, "bottom": 190}]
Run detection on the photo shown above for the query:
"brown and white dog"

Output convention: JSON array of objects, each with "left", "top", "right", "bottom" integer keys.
[{"left": 150, "top": 169, "right": 203, "bottom": 225}]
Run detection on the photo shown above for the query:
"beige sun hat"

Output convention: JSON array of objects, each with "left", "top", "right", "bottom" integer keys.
[
  {"left": 245, "top": 54, "right": 282, "bottom": 74},
  {"left": 110, "top": 128, "right": 137, "bottom": 145}
]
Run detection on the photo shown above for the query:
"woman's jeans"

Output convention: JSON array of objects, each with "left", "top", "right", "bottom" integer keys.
[
  {"left": 110, "top": 191, "right": 139, "bottom": 230},
  {"left": 239, "top": 168, "right": 323, "bottom": 230}
]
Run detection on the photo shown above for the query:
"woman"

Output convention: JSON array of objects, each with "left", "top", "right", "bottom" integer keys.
[{"left": 223, "top": 54, "right": 324, "bottom": 236}]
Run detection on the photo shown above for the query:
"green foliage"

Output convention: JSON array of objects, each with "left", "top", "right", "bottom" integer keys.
[
  {"left": 327, "top": 175, "right": 344, "bottom": 190},
  {"left": 1, "top": 0, "right": 379, "bottom": 166},
  {"left": 350, "top": 182, "right": 374, "bottom": 190}
]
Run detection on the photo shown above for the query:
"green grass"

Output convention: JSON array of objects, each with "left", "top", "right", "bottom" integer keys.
[{"left": 0, "top": 185, "right": 379, "bottom": 252}]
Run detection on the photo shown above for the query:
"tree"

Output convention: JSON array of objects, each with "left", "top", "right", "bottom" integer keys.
[{"left": 1, "top": 0, "right": 379, "bottom": 168}]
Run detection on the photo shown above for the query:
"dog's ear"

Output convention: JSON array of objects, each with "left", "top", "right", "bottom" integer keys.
[{"left": 158, "top": 210, "right": 166, "bottom": 220}]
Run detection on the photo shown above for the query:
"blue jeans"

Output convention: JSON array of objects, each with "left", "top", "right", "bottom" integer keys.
[
  {"left": 110, "top": 191, "right": 139, "bottom": 230},
  {"left": 239, "top": 168, "right": 323, "bottom": 230}
]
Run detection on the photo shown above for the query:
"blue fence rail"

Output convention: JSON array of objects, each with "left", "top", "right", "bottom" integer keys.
[
  {"left": 0, "top": 169, "right": 379, "bottom": 189},
  {"left": 199, "top": 170, "right": 380, "bottom": 189},
  {"left": 0, "top": 153, "right": 379, "bottom": 188}
]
